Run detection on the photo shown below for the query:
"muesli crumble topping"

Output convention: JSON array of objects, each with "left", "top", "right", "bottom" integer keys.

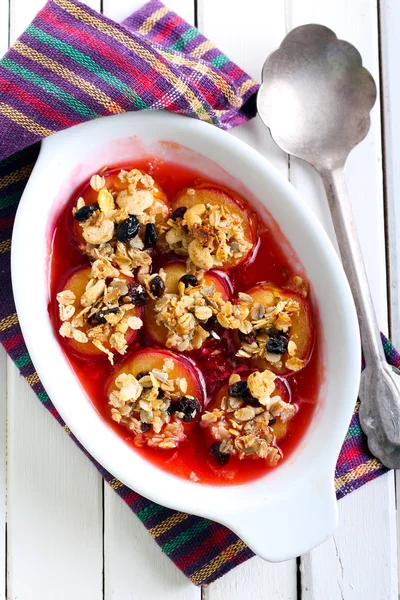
[
  {"left": 201, "top": 370, "right": 296, "bottom": 462},
  {"left": 162, "top": 200, "right": 252, "bottom": 270},
  {"left": 73, "top": 168, "right": 168, "bottom": 278},
  {"left": 219, "top": 287, "right": 305, "bottom": 371},
  {"left": 108, "top": 359, "right": 200, "bottom": 448},
  {"left": 154, "top": 273, "right": 228, "bottom": 351},
  {"left": 57, "top": 270, "right": 143, "bottom": 364}
]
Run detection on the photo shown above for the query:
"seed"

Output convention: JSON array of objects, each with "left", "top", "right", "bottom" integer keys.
[
  {"left": 116, "top": 216, "right": 141, "bottom": 242},
  {"left": 144, "top": 223, "right": 157, "bottom": 248},
  {"left": 127, "top": 282, "right": 148, "bottom": 306},
  {"left": 149, "top": 275, "right": 165, "bottom": 298},
  {"left": 266, "top": 334, "right": 289, "bottom": 354},
  {"left": 179, "top": 274, "right": 198, "bottom": 288},
  {"left": 140, "top": 422, "right": 151, "bottom": 433},
  {"left": 74, "top": 203, "right": 98, "bottom": 222},
  {"left": 228, "top": 380, "right": 248, "bottom": 398},
  {"left": 171, "top": 207, "right": 187, "bottom": 221},
  {"left": 87, "top": 306, "right": 120, "bottom": 325},
  {"left": 209, "top": 442, "right": 230, "bottom": 465}
]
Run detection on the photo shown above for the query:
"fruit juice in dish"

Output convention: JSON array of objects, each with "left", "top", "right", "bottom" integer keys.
[{"left": 49, "top": 158, "right": 322, "bottom": 485}]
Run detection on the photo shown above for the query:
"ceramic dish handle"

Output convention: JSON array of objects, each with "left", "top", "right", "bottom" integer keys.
[{"left": 224, "top": 476, "right": 337, "bottom": 561}]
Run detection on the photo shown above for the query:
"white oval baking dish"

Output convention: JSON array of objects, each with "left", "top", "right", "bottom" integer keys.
[{"left": 11, "top": 111, "right": 360, "bottom": 561}]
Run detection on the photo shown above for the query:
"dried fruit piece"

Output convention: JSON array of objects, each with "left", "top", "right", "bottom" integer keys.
[
  {"left": 266, "top": 334, "right": 289, "bottom": 354},
  {"left": 144, "top": 223, "right": 157, "bottom": 248},
  {"left": 74, "top": 203, "right": 98, "bottom": 222},
  {"left": 171, "top": 206, "right": 187, "bottom": 221},
  {"left": 149, "top": 275, "right": 165, "bottom": 298},
  {"left": 228, "top": 380, "right": 248, "bottom": 398},
  {"left": 116, "top": 216, "right": 141, "bottom": 242},
  {"left": 209, "top": 442, "right": 230, "bottom": 465},
  {"left": 127, "top": 282, "right": 148, "bottom": 306},
  {"left": 170, "top": 396, "right": 200, "bottom": 422},
  {"left": 179, "top": 274, "right": 198, "bottom": 288}
]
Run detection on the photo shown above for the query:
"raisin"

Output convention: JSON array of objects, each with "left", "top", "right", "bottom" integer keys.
[
  {"left": 170, "top": 397, "right": 199, "bottom": 422},
  {"left": 266, "top": 334, "right": 288, "bottom": 354},
  {"left": 244, "top": 394, "right": 262, "bottom": 408},
  {"left": 209, "top": 442, "right": 230, "bottom": 465},
  {"left": 116, "top": 216, "right": 141, "bottom": 242},
  {"left": 140, "top": 422, "right": 151, "bottom": 433},
  {"left": 228, "top": 379, "right": 261, "bottom": 407},
  {"left": 202, "top": 316, "right": 220, "bottom": 332},
  {"left": 136, "top": 370, "right": 149, "bottom": 380},
  {"left": 171, "top": 207, "right": 187, "bottom": 221},
  {"left": 144, "top": 223, "right": 157, "bottom": 248},
  {"left": 179, "top": 274, "right": 198, "bottom": 288},
  {"left": 269, "top": 417, "right": 276, "bottom": 426},
  {"left": 228, "top": 380, "right": 249, "bottom": 398},
  {"left": 150, "top": 275, "right": 165, "bottom": 298},
  {"left": 87, "top": 307, "right": 120, "bottom": 325},
  {"left": 157, "top": 388, "right": 165, "bottom": 400},
  {"left": 127, "top": 282, "right": 148, "bottom": 306},
  {"left": 74, "top": 203, "right": 98, "bottom": 222},
  {"left": 239, "top": 330, "right": 256, "bottom": 345}
]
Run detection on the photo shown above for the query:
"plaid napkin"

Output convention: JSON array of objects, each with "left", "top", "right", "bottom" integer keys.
[{"left": 0, "top": 0, "right": 395, "bottom": 585}]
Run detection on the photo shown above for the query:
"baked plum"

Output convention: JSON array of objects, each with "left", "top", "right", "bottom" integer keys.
[
  {"left": 201, "top": 370, "right": 295, "bottom": 464},
  {"left": 165, "top": 183, "right": 255, "bottom": 270},
  {"left": 233, "top": 282, "right": 313, "bottom": 375},
  {"left": 144, "top": 261, "right": 230, "bottom": 351},
  {"left": 73, "top": 167, "right": 169, "bottom": 250},
  {"left": 57, "top": 266, "right": 143, "bottom": 360},
  {"left": 107, "top": 348, "right": 204, "bottom": 449}
]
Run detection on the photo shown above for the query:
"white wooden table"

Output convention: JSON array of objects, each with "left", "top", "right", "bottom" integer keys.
[{"left": 1, "top": 1, "right": 399, "bottom": 598}]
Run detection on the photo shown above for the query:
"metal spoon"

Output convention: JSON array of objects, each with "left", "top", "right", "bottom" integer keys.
[{"left": 257, "top": 24, "right": 400, "bottom": 469}]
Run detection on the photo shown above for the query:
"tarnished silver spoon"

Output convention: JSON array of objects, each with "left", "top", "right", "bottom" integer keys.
[{"left": 257, "top": 24, "right": 400, "bottom": 469}]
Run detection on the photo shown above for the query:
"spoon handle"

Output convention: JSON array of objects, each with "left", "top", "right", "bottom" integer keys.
[
  {"left": 320, "top": 167, "right": 385, "bottom": 365},
  {"left": 320, "top": 167, "right": 400, "bottom": 458}
]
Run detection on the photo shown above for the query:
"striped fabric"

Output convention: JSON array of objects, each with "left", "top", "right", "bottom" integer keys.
[
  {"left": 0, "top": 0, "right": 394, "bottom": 585},
  {"left": 0, "top": 0, "right": 258, "bottom": 161}
]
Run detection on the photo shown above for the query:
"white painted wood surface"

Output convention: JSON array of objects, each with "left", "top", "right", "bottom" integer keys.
[{"left": 1, "top": 0, "right": 399, "bottom": 598}]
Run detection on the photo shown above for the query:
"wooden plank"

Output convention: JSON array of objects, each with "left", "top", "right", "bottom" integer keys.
[
  {"left": 286, "top": 2, "right": 398, "bottom": 599},
  {"left": 6, "top": 359, "right": 104, "bottom": 600},
  {"left": 379, "top": 1, "right": 400, "bottom": 595},
  {"left": 0, "top": 349, "right": 7, "bottom": 600},
  {"left": 7, "top": 2, "right": 104, "bottom": 600},
  {"left": 198, "top": 0, "right": 297, "bottom": 597},
  {"left": 101, "top": 2, "right": 199, "bottom": 599}
]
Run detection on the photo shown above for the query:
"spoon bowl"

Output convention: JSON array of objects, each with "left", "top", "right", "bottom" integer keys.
[{"left": 258, "top": 24, "right": 376, "bottom": 171}]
